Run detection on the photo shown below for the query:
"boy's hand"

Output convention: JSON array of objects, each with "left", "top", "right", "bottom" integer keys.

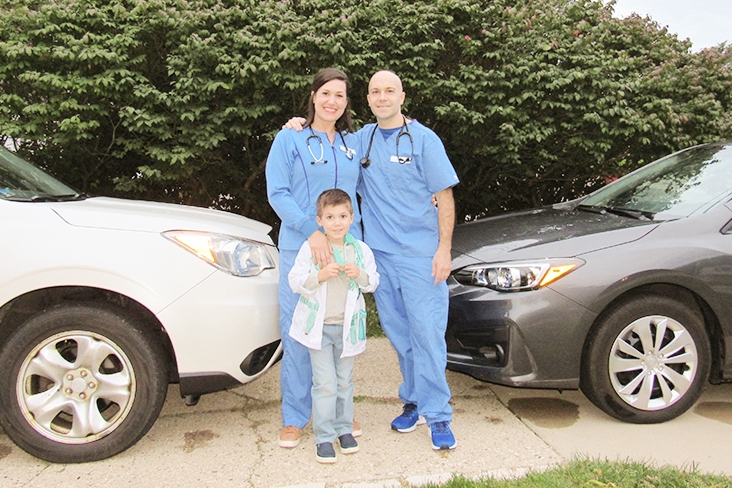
[
  {"left": 343, "top": 263, "right": 361, "bottom": 279},
  {"left": 283, "top": 117, "right": 306, "bottom": 131},
  {"left": 318, "top": 262, "right": 342, "bottom": 282}
]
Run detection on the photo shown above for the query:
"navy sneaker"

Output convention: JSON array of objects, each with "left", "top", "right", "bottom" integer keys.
[
  {"left": 390, "top": 403, "right": 426, "bottom": 433},
  {"left": 338, "top": 433, "right": 359, "bottom": 454},
  {"left": 316, "top": 442, "right": 337, "bottom": 464},
  {"left": 430, "top": 421, "right": 457, "bottom": 450}
]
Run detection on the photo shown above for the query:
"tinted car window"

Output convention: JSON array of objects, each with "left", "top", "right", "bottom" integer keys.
[{"left": 0, "top": 146, "right": 78, "bottom": 200}]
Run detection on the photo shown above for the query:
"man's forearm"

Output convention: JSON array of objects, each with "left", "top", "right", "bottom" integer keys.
[{"left": 435, "top": 187, "right": 455, "bottom": 251}]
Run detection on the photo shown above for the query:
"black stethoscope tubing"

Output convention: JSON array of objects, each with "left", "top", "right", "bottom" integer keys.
[{"left": 359, "top": 115, "right": 414, "bottom": 168}]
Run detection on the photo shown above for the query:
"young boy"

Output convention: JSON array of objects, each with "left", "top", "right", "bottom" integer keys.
[{"left": 288, "top": 189, "right": 379, "bottom": 464}]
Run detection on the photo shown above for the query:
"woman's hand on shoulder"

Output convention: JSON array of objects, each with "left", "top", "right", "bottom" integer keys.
[{"left": 308, "top": 230, "right": 332, "bottom": 268}]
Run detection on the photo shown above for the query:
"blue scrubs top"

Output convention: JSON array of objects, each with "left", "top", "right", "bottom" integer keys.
[
  {"left": 266, "top": 128, "right": 361, "bottom": 251},
  {"left": 357, "top": 120, "right": 459, "bottom": 257}
]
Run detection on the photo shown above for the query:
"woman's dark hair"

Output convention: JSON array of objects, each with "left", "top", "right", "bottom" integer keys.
[{"left": 304, "top": 68, "right": 353, "bottom": 133}]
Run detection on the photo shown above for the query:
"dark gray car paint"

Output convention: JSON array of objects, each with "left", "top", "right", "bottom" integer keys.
[
  {"left": 448, "top": 196, "right": 732, "bottom": 388},
  {"left": 452, "top": 203, "right": 658, "bottom": 270}
]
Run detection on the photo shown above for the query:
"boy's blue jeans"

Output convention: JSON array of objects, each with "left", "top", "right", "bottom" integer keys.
[{"left": 309, "top": 324, "right": 355, "bottom": 444}]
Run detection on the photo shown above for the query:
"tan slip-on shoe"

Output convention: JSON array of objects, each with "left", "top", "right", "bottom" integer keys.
[
  {"left": 352, "top": 419, "right": 362, "bottom": 437},
  {"left": 278, "top": 426, "right": 301, "bottom": 448}
]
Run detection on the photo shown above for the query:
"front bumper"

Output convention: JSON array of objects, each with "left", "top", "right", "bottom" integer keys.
[
  {"left": 446, "top": 279, "right": 596, "bottom": 389},
  {"left": 157, "top": 265, "right": 281, "bottom": 392}
]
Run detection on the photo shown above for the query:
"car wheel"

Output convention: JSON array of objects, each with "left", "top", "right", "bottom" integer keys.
[
  {"left": 0, "top": 304, "right": 168, "bottom": 463},
  {"left": 581, "top": 294, "right": 710, "bottom": 424}
]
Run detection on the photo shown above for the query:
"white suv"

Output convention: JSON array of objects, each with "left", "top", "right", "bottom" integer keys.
[{"left": 0, "top": 146, "right": 281, "bottom": 463}]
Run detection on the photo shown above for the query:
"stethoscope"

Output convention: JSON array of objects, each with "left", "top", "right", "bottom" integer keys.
[
  {"left": 360, "top": 115, "right": 414, "bottom": 168},
  {"left": 307, "top": 128, "right": 353, "bottom": 164}
]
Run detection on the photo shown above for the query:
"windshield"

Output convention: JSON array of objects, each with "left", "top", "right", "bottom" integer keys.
[
  {"left": 581, "top": 142, "right": 732, "bottom": 220},
  {"left": 0, "top": 146, "right": 80, "bottom": 201}
]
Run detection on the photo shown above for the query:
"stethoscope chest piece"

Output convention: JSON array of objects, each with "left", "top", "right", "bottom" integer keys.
[{"left": 360, "top": 116, "right": 414, "bottom": 168}]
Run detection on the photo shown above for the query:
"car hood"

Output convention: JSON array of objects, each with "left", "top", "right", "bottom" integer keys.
[
  {"left": 50, "top": 197, "right": 274, "bottom": 244},
  {"left": 452, "top": 203, "right": 658, "bottom": 268}
]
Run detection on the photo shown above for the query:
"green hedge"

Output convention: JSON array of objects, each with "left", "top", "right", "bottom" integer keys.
[{"left": 1, "top": 0, "right": 730, "bottom": 228}]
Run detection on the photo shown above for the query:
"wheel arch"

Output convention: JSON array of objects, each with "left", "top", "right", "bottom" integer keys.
[
  {"left": 580, "top": 282, "right": 723, "bottom": 385},
  {"left": 0, "top": 286, "right": 179, "bottom": 384}
]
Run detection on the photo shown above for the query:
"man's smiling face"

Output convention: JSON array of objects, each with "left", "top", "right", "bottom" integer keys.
[{"left": 367, "top": 71, "right": 406, "bottom": 128}]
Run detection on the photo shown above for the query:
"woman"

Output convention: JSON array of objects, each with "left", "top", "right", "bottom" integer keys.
[{"left": 265, "top": 68, "right": 361, "bottom": 448}]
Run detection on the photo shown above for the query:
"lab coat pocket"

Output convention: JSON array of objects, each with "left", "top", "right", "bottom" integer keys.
[{"left": 289, "top": 297, "right": 322, "bottom": 350}]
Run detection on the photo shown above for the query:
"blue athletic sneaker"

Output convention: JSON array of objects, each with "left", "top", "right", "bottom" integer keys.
[
  {"left": 390, "top": 403, "right": 426, "bottom": 433},
  {"left": 430, "top": 421, "right": 457, "bottom": 450}
]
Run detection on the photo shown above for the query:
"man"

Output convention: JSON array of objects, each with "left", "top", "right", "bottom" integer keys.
[
  {"left": 288, "top": 70, "right": 459, "bottom": 450},
  {"left": 359, "top": 71, "right": 459, "bottom": 450}
]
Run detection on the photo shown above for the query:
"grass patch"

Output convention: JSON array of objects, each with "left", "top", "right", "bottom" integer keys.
[{"left": 422, "top": 459, "right": 732, "bottom": 487}]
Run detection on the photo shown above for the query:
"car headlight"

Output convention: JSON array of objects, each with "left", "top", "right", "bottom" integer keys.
[
  {"left": 453, "top": 259, "right": 583, "bottom": 292},
  {"left": 163, "top": 231, "right": 275, "bottom": 277}
]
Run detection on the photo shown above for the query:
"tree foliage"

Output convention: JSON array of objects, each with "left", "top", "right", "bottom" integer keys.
[{"left": 1, "top": 0, "right": 730, "bottom": 227}]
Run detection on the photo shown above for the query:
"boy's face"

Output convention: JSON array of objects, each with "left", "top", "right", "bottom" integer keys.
[{"left": 316, "top": 203, "right": 354, "bottom": 242}]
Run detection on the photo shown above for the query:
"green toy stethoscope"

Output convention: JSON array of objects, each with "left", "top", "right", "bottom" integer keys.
[{"left": 359, "top": 115, "right": 414, "bottom": 168}]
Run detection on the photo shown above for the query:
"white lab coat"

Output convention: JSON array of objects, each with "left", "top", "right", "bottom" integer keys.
[{"left": 288, "top": 238, "right": 379, "bottom": 357}]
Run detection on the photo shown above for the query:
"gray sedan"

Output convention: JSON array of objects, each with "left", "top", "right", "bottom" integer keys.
[{"left": 447, "top": 141, "right": 732, "bottom": 423}]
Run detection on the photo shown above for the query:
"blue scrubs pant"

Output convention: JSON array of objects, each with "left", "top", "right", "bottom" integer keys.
[
  {"left": 278, "top": 250, "right": 312, "bottom": 428},
  {"left": 372, "top": 250, "right": 453, "bottom": 424}
]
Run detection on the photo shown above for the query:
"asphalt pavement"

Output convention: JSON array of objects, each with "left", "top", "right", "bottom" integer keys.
[{"left": 2, "top": 337, "right": 731, "bottom": 487}]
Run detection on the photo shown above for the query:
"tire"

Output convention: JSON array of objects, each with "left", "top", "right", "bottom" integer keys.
[
  {"left": 0, "top": 304, "right": 168, "bottom": 463},
  {"left": 580, "top": 294, "right": 710, "bottom": 424}
]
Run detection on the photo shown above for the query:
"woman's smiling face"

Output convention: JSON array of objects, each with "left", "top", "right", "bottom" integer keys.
[{"left": 312, "top": 79, "right": 348, "bottom": 128}]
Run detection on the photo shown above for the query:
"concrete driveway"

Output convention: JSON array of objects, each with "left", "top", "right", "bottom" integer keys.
[
  {"left": 1, "top": 337, "right": 731, "bottom": 487},
  {"left": 489, "top": 380, "right": 732, "bottom": 477}
]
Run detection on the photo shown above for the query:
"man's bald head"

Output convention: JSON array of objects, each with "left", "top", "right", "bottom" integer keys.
[
  {"left": 369, "top": 70, "right": 403, "bottom": 92},
  {"left": 367, "top": 70, "right": 406, "bottom": 128}
]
